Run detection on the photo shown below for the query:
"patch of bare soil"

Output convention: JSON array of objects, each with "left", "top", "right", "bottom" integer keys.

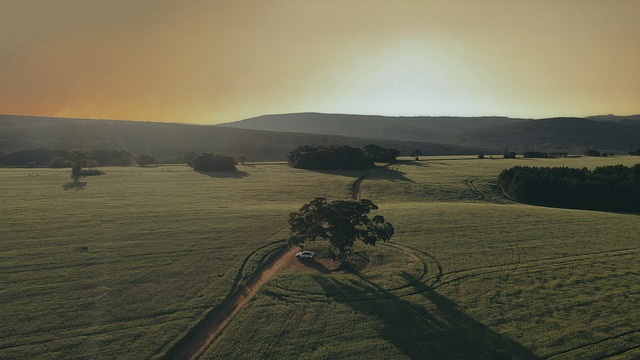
[{"left": 282, "top": 252, "right": 370, "bottom": 274}]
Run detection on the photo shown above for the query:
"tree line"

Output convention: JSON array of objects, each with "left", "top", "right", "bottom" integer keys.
[
  {"left": 0, "top": 148, "right": 134, "bottom": 167},
  {"left": 498, "top": 164, "right": 640, "bottom": 212}
]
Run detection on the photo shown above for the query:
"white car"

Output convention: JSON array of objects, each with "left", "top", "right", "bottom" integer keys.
[{"left": 295, "top": 251, "right": 315, "bottom": 260}]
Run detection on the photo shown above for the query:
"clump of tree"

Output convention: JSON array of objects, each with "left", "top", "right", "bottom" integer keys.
[
  {"left": 288, "top": 197, "right": 394, "bottom": 264},
  {"left": 523, "top": 151, "right": 548, "bottom": 158},
  {"left": 584, "top": 148, "right": 602, "bottom": 157},
  {"left": 503, "top": 151, "right": 517, "bottom": 159},
  {"left": 498, "top": 164, "right": 640, "bottom": 212},
  {"left": 363, "top": 144, "right": 400, "bottom": 163},
  {"left": 628, "top": 149, "right": 640, "bottom": 156},
  {"left": 411, "top": 149, "right": 423, "bottom": 161},
  {"left": 287, "top": 145, "right": 373, "bottom": 170},
  {"left": 191, "top": 153, "right": 237, "bottom": 172},
  {"left": 135, "top": 154, "right": 157, "bottom": 167}
]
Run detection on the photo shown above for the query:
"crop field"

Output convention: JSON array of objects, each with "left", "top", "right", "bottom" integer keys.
[{"left": 2, "top": 156, "right": 640, "bottom": 359}]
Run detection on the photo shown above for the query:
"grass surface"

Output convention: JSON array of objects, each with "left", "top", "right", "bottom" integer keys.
[{"left": 2, "top": 156, "right": 639, "bottom": 359}]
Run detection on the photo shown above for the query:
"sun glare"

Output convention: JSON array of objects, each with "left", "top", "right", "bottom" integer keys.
[{"left": 324, "top": 38, "right": 492, "bottom": 117}]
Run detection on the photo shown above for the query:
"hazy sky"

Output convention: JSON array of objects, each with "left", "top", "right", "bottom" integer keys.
[{"left": 1, "top": 1, "right": 639, "bottom": 124}]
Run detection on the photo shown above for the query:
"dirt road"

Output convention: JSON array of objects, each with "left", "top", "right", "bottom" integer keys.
[{"left": 167, "top": 247, "right": 298, "bottom": 359}]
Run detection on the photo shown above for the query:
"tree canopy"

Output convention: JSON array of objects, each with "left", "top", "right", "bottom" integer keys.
[
  {"left": 288, "top": 197, "right": 394, "bottom": 262},
  {"left": 363, "top": 144, "right": 400, "bottom": 163},
  {"left": 135, "top": 154, "right": 156, "bottom": 167},
  {"left": 287, "top": 145, "right": 373, "bottom": 170},
  {"left": 192, "top": 153, "right": 237, "bottom": 172}
]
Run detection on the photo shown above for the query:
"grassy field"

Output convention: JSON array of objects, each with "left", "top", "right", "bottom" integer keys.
[{"left": 2, "top": 156, "right": 639, "bottom": 359}]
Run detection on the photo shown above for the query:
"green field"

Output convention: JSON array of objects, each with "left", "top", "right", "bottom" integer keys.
[{"left": 2, "top": 156, "right": 639, "bottom": 359}]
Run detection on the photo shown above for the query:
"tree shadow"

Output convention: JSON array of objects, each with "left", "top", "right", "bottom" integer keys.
[
  {"left": 63, "top": 177, "right": 87, "bottom": 190},
  {"left": 298, "top": 168, "right": 365, "bottom": 179},
  {"left": 398, "top": 160, "right": 430, "bottom": 167},
  {"left": 297, "top": 259, "right": 332, "bottom": 274},
  {"left": 368, "top": 167, "right": 415, "bottom": 183},
  {"left": 314, "top": 272, "right": 540, "bottom": 359},
  {"left": 197, "top": 170, "right": 249, "bottom": 178}
]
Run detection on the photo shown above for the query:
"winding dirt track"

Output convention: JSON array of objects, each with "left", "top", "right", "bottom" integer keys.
[{"left": 168, "top": 247, "right": 298, "bottom": 359}]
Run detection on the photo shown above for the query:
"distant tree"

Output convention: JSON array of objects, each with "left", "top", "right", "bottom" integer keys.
[
  {"left": 288, "top": 197, "right": 394, "bottom": 264},
  {"left": 478, "top": 154, "right": 485, "bottom": 159},
  {"left": 503, "top": 151, "right": 517, "bottom": 159},
  {"left": 236, "top": 154, "right": 248, "bottom": 165},
  {"left": 117, "top": 150, "right": 134, "bottom": 166},
  {"left": 192, "top": 153, "right": 237, "bottom": 172},
  {"left": 411, "top": 149, "right": 423, "bottom": 161},
  {"left": 548, "top": 151, "right": 568, "bottom": 158},
  {"left": 523, "top": 151, "right": 548, "bottom": 158},
  {"left": 70, "top": 149, "right": 89, "bottom": 166},
  {"left": 135, "top": 154, "right": 157, "bottom": 167},
  {"left": 363, "top": 144, "right": 400, "bottom": 163},
  {"left": 71, "top": 164, "right": 82, "bottom": 177},
  {"left": 584, "top": 148, "right": 601, "bottom": 157},
  {"left": 48, "top": 156, "right": 72, "bottom": 168},
  {"left": 184, "top": 152, "right": 198, "bottom": 167}
]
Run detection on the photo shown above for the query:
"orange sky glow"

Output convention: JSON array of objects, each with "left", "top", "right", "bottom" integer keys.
[{"left": 1, "top": 0, "right": 639, "bottom": 124}]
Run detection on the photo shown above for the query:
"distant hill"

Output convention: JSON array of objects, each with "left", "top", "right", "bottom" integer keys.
[
  {"left": 218, "top": 112, "right": 526, "bottom": 143},
  {"left": 220, "top": 113, "right": 640, "bottom": 154},
  {"left": 0, "top": 115, "right": 484, "bottom": 162},
  {"left": 451, "top": 117, "right": 640, "bottom": 153},
  {"left": 586, "top": 114, "right": 640, "bottom": 122}
]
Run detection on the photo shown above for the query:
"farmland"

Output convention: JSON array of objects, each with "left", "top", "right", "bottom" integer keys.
[{"left": 1, "top": 156, "right": 640, "bottom": 359}]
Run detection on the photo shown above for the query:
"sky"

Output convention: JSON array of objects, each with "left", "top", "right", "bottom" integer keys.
[{"left": 1, "top": 0, "right": 639, "bottom": 124}]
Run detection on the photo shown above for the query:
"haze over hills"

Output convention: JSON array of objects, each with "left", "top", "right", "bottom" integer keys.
[
  {"left": 220, "top": 113, "right": 640, "bottom": 154},
  {"left": 2, "top": 112, "right": 639, "bottom": 163},
  {"left": 0, "top": 115, "right": 482, "bottom": 162},
  {"left": 218, "top": 112, "right": 528, "bottom": 143}
]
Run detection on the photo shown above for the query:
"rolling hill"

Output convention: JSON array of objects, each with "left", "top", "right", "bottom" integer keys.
[
  {"left": 218, "top": 112, "right": 526, "bottom": 143},
  {"left": 0, "top": 115, "right": 483, "bottom": 162},
  {"left": 220, "top": 113, "right": 640, "bottom": 154}
]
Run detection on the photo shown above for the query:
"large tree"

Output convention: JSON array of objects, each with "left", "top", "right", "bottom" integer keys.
[{"left": 288, "top": 197, "right": 394, "bottom": 263}]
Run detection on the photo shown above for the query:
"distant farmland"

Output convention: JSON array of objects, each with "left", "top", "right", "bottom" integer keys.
[{"left": 1, "top": 156, "right": 639, "bottom": 359}]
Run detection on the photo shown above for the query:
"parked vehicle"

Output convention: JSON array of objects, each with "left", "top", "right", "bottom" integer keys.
[{"left": 295, "top": 251, "right": 315, "bottom": 259}]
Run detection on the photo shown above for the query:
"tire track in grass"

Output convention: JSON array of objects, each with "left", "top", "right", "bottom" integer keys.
[
  {"left": 435, "top": 248, "right": 639, "bottom": 289},
  {"left": 543, "top": 328, "right": 640, "bottom": 359},
  {"left": 464, "top": 177, "right": 485, "bottom": 200}
]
